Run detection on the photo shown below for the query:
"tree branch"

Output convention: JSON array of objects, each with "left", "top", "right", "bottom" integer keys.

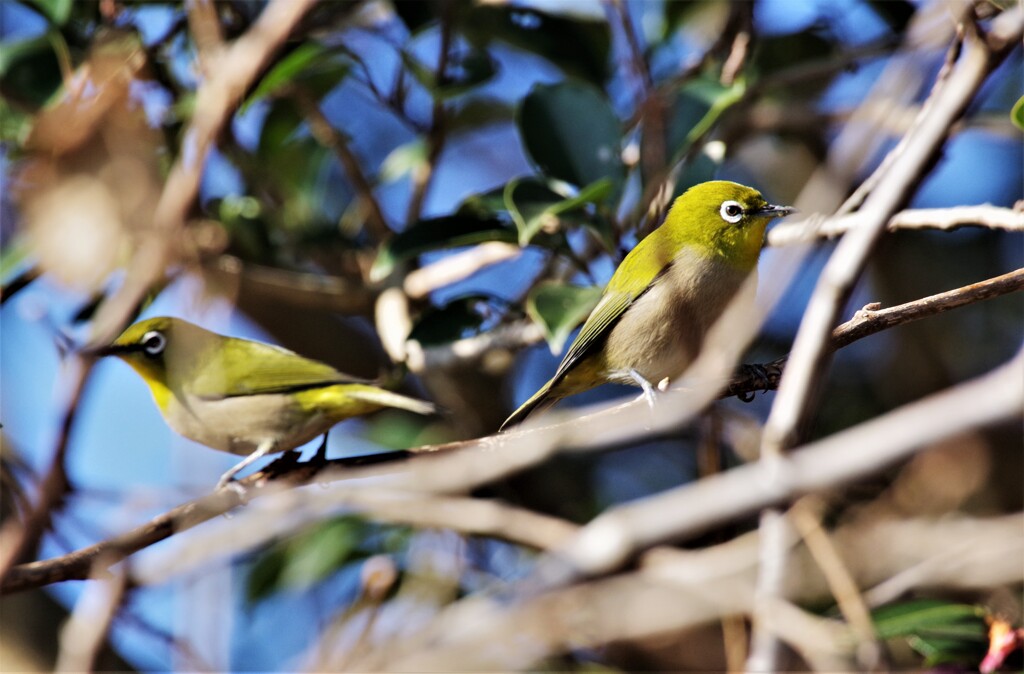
[{"left": 3, "top": 267, "right": 1019, "bottom": 594}]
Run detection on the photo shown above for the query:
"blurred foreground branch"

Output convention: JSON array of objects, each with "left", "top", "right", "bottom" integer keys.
[{"left": 2, "top": 267, "right": 1020, "bottom": 595}]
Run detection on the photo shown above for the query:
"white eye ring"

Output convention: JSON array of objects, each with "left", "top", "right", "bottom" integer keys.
[
  {"left": 720, "top": 200, "right": 744, "bottom": 224},
  {"left": 142, "top": 330, "right": 166, "bottom": 356}
]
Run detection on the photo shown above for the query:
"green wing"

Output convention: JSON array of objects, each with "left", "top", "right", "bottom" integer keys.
[
  {"left": 189, "top": 338, "right": 363, "bottom": 399},
  {"left": 550, "top": 230, "right": 673, "bottom": 381}
]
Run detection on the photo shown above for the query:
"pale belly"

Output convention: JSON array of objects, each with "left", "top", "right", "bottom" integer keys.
[
  {"left": 601, "top": 253, "right": 750, "bottom": 385},
  {"left": 162, "top": 393, "right": 334, "bottom": 456}
]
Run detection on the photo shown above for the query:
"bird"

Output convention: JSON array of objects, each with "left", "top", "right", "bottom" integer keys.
[
  {"left": 94, "top": 316, "right": 435, "bottom": 489},
  {"left": 501, "top": 180, "right": 794, "bottom": 430}
]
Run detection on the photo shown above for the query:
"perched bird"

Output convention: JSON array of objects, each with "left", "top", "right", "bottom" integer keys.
[
  {"left": 95, "top": 317, "right": 435, "bottom": 489},
  {"left": 501, "top": 180, "right": 794, "bottom": 430}
]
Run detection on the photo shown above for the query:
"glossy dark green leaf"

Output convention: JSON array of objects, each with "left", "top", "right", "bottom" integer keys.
[
  {"left": 244, "top": 43, "right": 350, "bottom": 111},
  {"left": 393, "top": 0, "right": 439, "bottom": 34},
  {"left": 506, "top": 177, "right": 612, "bottom": 244},
  {"left": 409, "top": 295, "right": 491, "bottom": 345},
  {"left": 463, "top": 4, "right": 610, "bottom": 85},
  {"left": 26, "top": 0, "right": 73, "bottom": 25},
  {"left": 402, "top": 47, "right": 496, "bottom": 99},
  {"left": 526, "top": 282, "right": 603, "bottom": 353},
  {"left": 666, "top": 78, "right": 744, "bottom": 163},
  {"left": 519, "top": 82, "right": 623, "bottom": 191},
  {"left": 753, "top": 29, "right": 835, "bottom": 81},
  {"left": 371, "top": 214, "right": 514, "bottom": 281},
  {"left": 448, "top": 96, "right": 514, "bottom": 135},
  {"left": 0, "top": 35, "right": 62, "bottom": 109}
]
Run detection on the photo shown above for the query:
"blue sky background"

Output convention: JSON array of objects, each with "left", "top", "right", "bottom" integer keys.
[{"left": 1, "top": 0, "right": 1021, "bottom": 670}]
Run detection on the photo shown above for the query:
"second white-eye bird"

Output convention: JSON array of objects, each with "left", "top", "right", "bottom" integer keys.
[
  {"left": 95, "top": 317, "right": 435, "bottom": 489},
  {"left": 501, "top": 180, "right": 794, "bottom": 430}
]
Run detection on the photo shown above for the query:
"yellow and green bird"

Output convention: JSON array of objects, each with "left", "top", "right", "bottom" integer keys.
[
  {"left": 95, "top": 317, "right": 435, "bottom": 489},
  {"left": 501, "top": 180, "right": 794, "bottom": 430}
]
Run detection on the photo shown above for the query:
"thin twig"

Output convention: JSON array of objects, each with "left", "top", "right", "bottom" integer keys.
[
  {"left": 4, "top": 265, "right": 1021, "bottom": 594},
  {"left": 291, "top": 86, "right": 392, "bottom": 242},
  {"left": 767, "top": 205, "right": 1024, "bottom": 246}
]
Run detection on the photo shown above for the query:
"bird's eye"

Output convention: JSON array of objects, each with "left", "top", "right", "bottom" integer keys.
[
  {"left": 720, "top": 200, "right": 744, "bottom": 224},
  {"left": 142, "top": 331, "right": 166, "bottom": 356}
]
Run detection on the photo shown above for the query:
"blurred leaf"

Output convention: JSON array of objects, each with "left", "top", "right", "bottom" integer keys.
[
  {"left": 0, "top": 98, "right": 31, "bottom": 144},
  {"left": 380, "top": 137, "right": 428, "bottom": 183},
  {"left": 519, "top": 81, "right": 623, "bottom": 192},
  {"left": 753, "top": 29, "right": 835, "bottom": 82},
  {"left": 505, "top": 177, "right": 612, "bottom": 245},
  {"left": 668, "top": 77, "right": 745, "bottom": 156},
  {"left": 872, "top": 600, "right": 986, "bottom": 639},
  {"left": 371, "top": 213, "right": 514, "bottom": 281},
  {"left": 865, "top": 0, "right": 915, "bottom": 33},
  {"left": 0, "top": 34, "right": 63, "bottom": 109},
  {"left": 278, "top": 517, "right": 368, "bottom": 590},
  {"left": 464, "top": 4, "right": 610, "bottom": 85},
  {"left": 872, "top": 599, "right": 988, "bottom": 666},
  {"left": 26, "top": 0, "right": 73, "bottom": 25},
  {"left": 448, "top": 96, "right": 514, "bottom": 135},
  {"left": 526, "top": 282, "right": 603, "bottom": 353},
  {"left": 246, "top": 516, "right": 370, "bottom": 602},
  {"left": 393, "top": 0, "right": 439, "bottom": 34},
  {"left": 409, "top": 295, "right": 491, "bottom": 345},
  {"left": 405, "top": 47, "right": 496, "bottom": 99},
  {"left": 245, "top": 545, "right": 288, "bottom": 603},
  {"left": 1011, "top": 94, "right": 1024, "bottom": 132},
  {"left": 244, "top": 42, "right": 350, "bottom": 111}
]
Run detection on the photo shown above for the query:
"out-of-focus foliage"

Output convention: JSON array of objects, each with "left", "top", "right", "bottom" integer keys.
[{"left": 1, "top": 0, "right": 1021, "bottom": 671}]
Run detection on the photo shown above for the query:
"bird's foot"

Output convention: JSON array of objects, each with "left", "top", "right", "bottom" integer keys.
[
  {"left": 735, "top": 363, "right": 780, "bottom": 402},
  {"left": 217, "top": 477, "right": 250, "bottom": 504},
  {"left": 629, "top": 369, "right": 658, "bottom": 410}
]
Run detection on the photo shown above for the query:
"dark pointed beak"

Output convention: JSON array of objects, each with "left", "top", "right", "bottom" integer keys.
[
  {"left": 755, "top": 204, "right": 797, "bottom": 218},
  {"left": 81, "top": 343, "right": 128, "bottom": 358}
]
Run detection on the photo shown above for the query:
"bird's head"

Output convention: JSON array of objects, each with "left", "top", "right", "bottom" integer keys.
[
  {"left": 663, "top": 180, "right": 795, "bottom": 270},
  {"left": 93, "top": 316, "right": 216, "bottom": 407}
]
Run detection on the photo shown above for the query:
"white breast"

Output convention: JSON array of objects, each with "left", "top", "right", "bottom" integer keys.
[
  {"left": 602, "top": 248, "right": 750, "bottom": 385},
  {"left": 162, "top": 393, "right": 333, "bottom": 456}
]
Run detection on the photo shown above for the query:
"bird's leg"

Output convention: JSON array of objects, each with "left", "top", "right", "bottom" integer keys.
[
  {"left": 217, "top": 439, "right": 278, "bottom": 492},
  {"left": 629, "top": 369, "right": 658, "bottom": 409}
]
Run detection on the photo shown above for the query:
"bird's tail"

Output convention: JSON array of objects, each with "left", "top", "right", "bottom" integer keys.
[
  {"left": 344, "top": 386, "right": 437, "bottom": 416},
  {"left": 499, "top": 379, "right": 560, "bottom": 431}
]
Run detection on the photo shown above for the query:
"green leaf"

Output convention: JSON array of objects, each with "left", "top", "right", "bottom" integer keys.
[
  {"left": 0, "top": 34, "right": 63, "bottom": 109},
  {"left": 1011, "top": 94, "right": 1024, "bottom": 132},
  {"left": 371, "top": 213, "right": 515, "bottom": 281},
  {"left": 463, "top": 5, "right": 610, "bottom": 85},
  {"left": 668, "top": 77, "right": 745, "bottom": 157},
  {"left": 519, "top": 82, "right": 623, "bottom": 193},
  {"left": 244, "top": 43, "right": 350, "bottom": 111},
  {"left": 409, "top": 295, "right": 491, "bottom": 345},
  {"left": 872, "top": 600, "right": 985, "bottom": 640},
  {"left": 871, "top": 599, "right": 988, "bottom": 666},
  {"left": 505, "top": 177, "right": 612, "bottom": 245},
  {"left": 245, "top": 545, "right": 288, "bottom": 603},
  {"left": 278, "top": 517, "right": 368, "bottom": 590},
  {"left": 526, "top": 282, "right": 603, "bottom": 353},
  {"left": 393, "top": 0, "right": 438, "bottom": 34},
  {"left": 404, "top": 47, "right": 496, "bottom": 99},
  {"left": 448, "top": 96, "right": 514, "bottom": 135},
  {"left": 26, "top": 0, "right": 73, "bottom": 25},
  {"left": 753, "top": 29, "right": 835, "bottom": 83}
]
